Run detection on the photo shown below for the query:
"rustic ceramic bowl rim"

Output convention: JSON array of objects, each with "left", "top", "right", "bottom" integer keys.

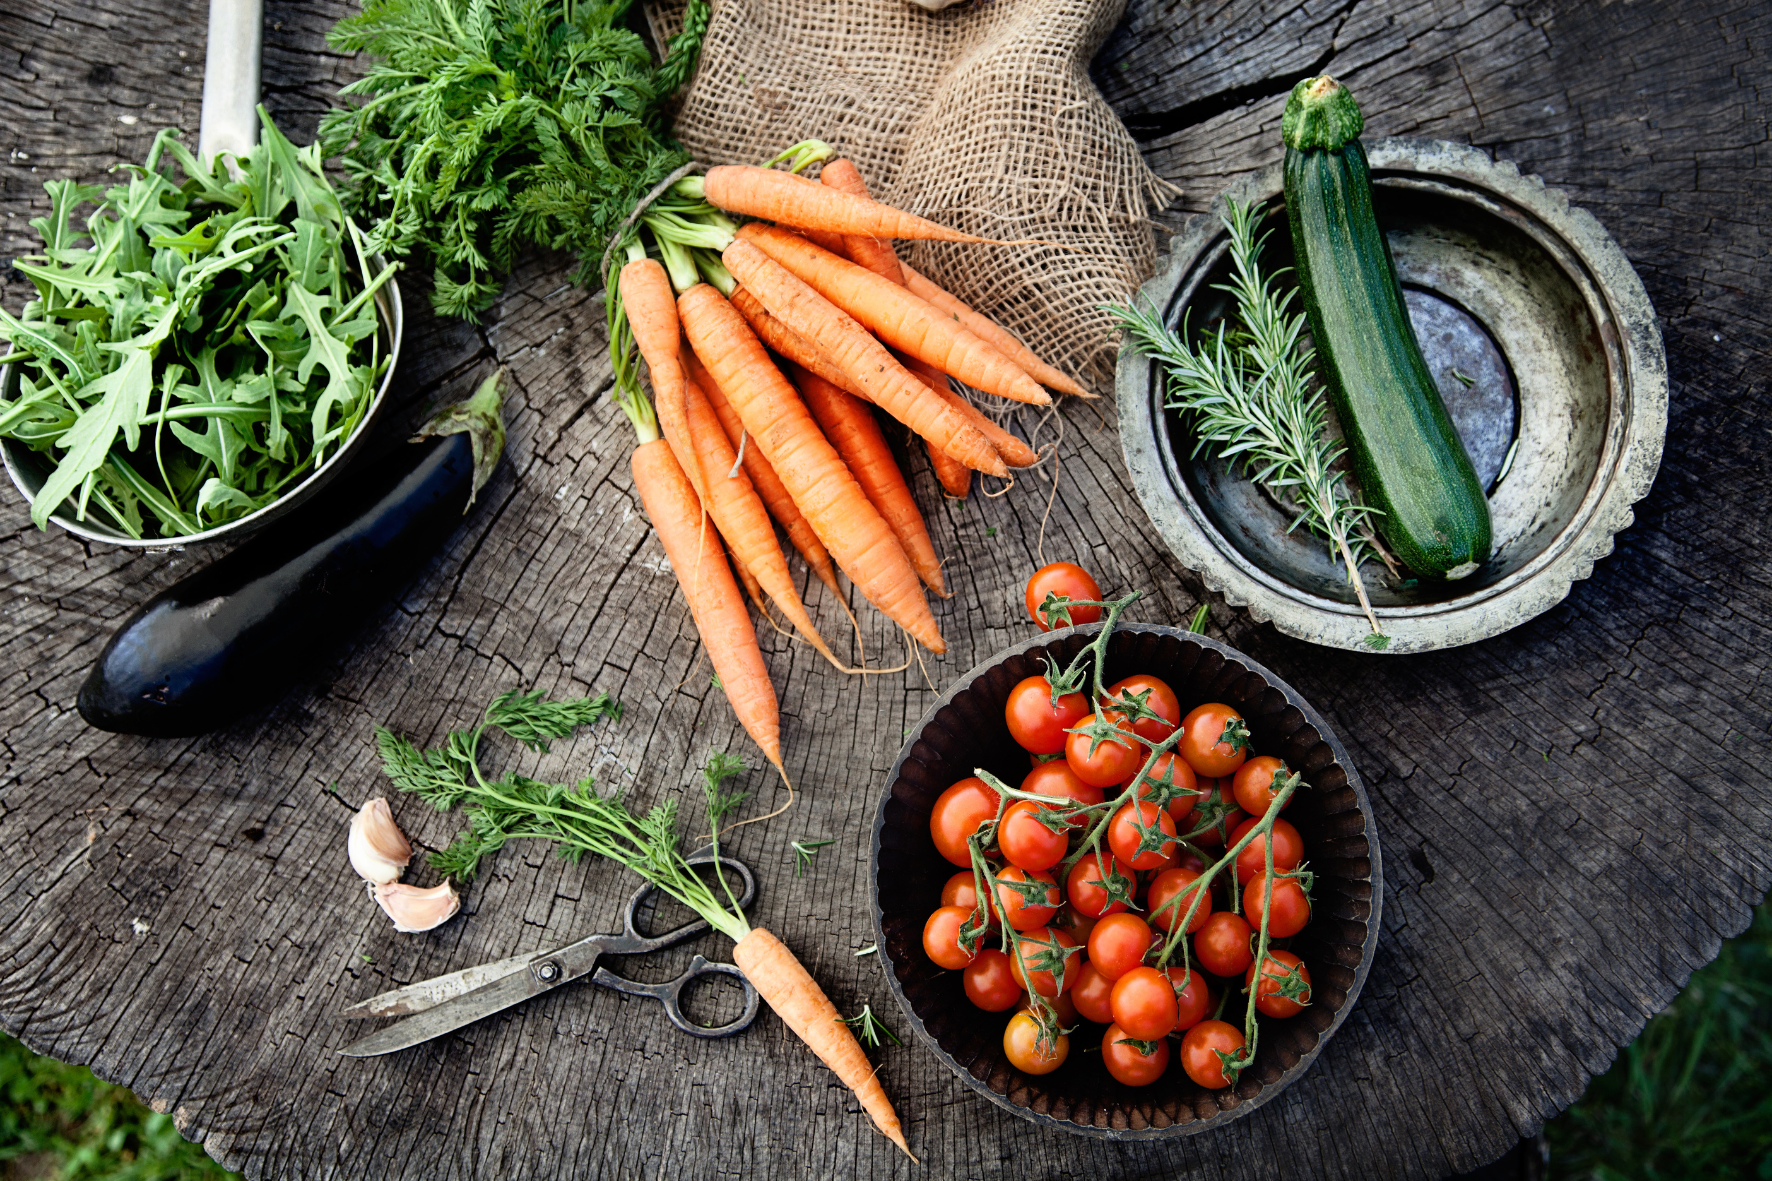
[
  {"left": 869, "top": 620, "right": 1384, "bottom": 1139},
  {"left": 1116, "top": 137, "right": 1669, "bottom": 654},
  {"left": 0, "top": 263, "right": 404, "bottom": 549}
]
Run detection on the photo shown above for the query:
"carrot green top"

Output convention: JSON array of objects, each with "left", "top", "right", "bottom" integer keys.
[{"left": 1281, "top": 75, "right": 1365, "bottom": 152}]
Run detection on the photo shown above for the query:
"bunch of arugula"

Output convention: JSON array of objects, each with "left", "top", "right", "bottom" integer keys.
[
  {"left": 0, "top": 109, "right": 396, "bottom": 539},
  {"left": 319, "top": 0, "right": 711, "bottom": 320}
]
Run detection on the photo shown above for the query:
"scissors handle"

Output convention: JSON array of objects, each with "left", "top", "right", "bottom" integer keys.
[
  {"left": 591, "top": 956, "right": 761, "bottom": 1038},
  {"left": 600, "top": 850, "right": 757, "bottom": 956}
]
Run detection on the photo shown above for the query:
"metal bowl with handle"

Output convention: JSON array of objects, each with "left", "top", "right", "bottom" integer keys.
[{"left": 0, "top": 0, "right": 403, "bottom": 548}]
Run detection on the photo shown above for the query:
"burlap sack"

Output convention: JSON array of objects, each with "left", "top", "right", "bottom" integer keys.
[{"left": 648, "top": 0, "right": 1172, "bottom": 394}]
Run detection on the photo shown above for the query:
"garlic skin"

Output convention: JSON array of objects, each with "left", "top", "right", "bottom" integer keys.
[
  {"left": 374, "top": 881, "right": 461, "bottom": 933},
  {"left": 348, "top": 797, "right": 412, "bottom": 885}
]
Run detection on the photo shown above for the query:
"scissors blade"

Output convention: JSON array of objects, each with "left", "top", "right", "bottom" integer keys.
[
  {"left": 338, "top": 936, "right": 606, "bottom": 1058},
  {"left": 341, "top": 949, "right": 553, "bottom": 1020}
]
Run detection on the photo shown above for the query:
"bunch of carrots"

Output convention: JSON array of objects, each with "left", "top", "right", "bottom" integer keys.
[{"left": 607, "top": 141, "right": 1089, "bottom": 786}]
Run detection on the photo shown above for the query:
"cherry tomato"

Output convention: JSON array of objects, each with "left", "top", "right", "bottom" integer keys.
[
  {"left": 1146, "top": 867, "right": 1212, "bottom": 934},
  {"left": 1017, "top": 989, "right": 1079, "bottom": 1027},
  {"left": 998, "top": 799, "right": 1069, "bottom": 872},
  {"left": 963, "top": 949, "right": 1023, "bottom": 1012},
  {"left": 1109, "top": 966, "right": 1179, "bottom": 1040},
  {"left": 1246, "top": 950, "right": 1314, "bottom": 1018},
  {"left": 1230, "top": 816, "right": 1305, "bottom": 884},
  {"left": 1166, "top": 967, "right": 1212, "bottom": 1032},
  {"left": 1009, "top": 927, "right": 1078, "bottom": 997},
  {"left": 1184, "top": 778, "right": 1247, "bottom": 849},
  {"left": 1066, "top": 852, "right": 1135, "bottom": 919},
  {"left": 1049, "top": 902, "right": 1097, "bottom": 948},
  {"left": 1233, "top": 755, "right": 1294, "bottom": 816},
  {"left": 1020, "top": 760, "right": 1104, "bottom": 810},
  {"left": 1179, "top": 702, "right": 1250, "bottom": 778},
  {"left": 1242, "top": 873, "right": 1312, "bottom": 937},
  {"left": 1004, "top": 675, "right": 1091, "bottom": 754},
  {"left": 995, "top": 865, "right": 1060, "bottom": 931},
  {"left": 930, "top": 777, "right": 1000, "bottom": 866},
  {"left": 1194, "top": 912, "right": 1254, "bottom": 977},
  {"left": 1101, "top": 1022, "right": 1170, "bottom": 1087},
  {"left": 1070, "top": 960, "right": 1115, "bottom": 1024},
  {"left": 1107, "top": 800, "right": 1178, "bottom": 870},
  {"left": 1025, "top": 562, "right": 1103, "bottom": 630},
  {"left": 1130, "top": 751, "right": 1200, "bottom": 823},
  {"left": 1065, "top": 714, "right": 1143, "bottom": 788},
  {"left": 1180, "top": 1020, "right": 1246, "bottom": 1089},
  {"left": 922, "top": 905, "right": 979, "bottom": 970},
  {"left": 1001, "top": 1010, "right": 1070, "bottom": 1075},
  {"left": 1085, "top": 912, "right": 1153, "bottom": 982},
  {"left": 1102, "top": 674, "right": 1181, "bottom": 745},
  {"left": 941, "top": 870, "right": 997, "bottom": 927}
]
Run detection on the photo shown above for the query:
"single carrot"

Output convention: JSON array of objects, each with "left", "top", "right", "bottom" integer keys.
[
  {"left": 818, "top": 159, "right": 906, "bottom": 284},
  {"left": 789, "top": 361, "right": 946, "bottom": 597},
  {"left": 895, "top": 348, "right": 1041, "bottom": 469},
  {"left": 678, "top": 283, "right": 946, "bottom": 653},
  {"left": 621, "top": 258, "right": 694, "bottom": 459},
  {"left": 737, "top": 223, "right": 1050, "bottom": 407},
  {"left": 684, "top": 350, "right": 841, "bottom": 597},
  {"left": 630, "top": 439, "right": 781, "bottom": 768},
  {"left": 721, "top": 239, "right": 1006, "bottom": 477},
  {"left": 732, "top": 927, "right": 911, "bottom": 1156},
  {"left": 900, "top": 262, "right": 1092, "bottom": 399},
  {"left": 928, "top": 439, "right": 972, "bottom": 497},
  {"left": 730, "top": 285, "right": 869, "bottom": 401},
  {"left": 679, "top": 372, "right": 847, "bottom": 668},
  {"left": 701, "top": 164, "right": 985, "bottom": 243}
]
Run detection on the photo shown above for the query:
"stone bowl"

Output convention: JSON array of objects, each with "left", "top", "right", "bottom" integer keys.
[
  {"left": 1, "top": 264, "right": 403, "bottom": 548},
  {"left": 870, "top": 622, "right": 1382, "bottom": 1138},
  {"left": 1117, "top": 138, "right": 1667, "bottom": 653}
]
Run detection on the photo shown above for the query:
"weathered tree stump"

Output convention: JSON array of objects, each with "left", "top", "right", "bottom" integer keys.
[{"left": 0, "top": 0, "right": 1766, "bottom": 1176}]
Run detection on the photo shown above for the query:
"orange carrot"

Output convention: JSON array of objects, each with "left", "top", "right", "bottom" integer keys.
[
  {"left": 737, "top": 223, "right": 1051, "bottom": 407},
  {"left": 678, "top": 373, "right": 847, "bottom": 668},
  {"left": 818, "top": 159, "right": 906, "bottom": 284},
  {"left": 678, "top": 283, "right": 945, "bottom": 653},
  {"left": 703, "top": 164, "right": 985, "bottom": 243},
  {"left": 730, "top": 286, "right": 869, "bottom": 401},
  {"left": 895, "top": 349, "right": 1040, "bottom": 469},
  {"left": 900, "top": 262, "right": 1092, "bottom": 399},
  {"left": 732, "top": 927, "right": 911, "bottom": 1156},
  {"left": 621, "top": 258, "right": 694, "bottom": 456},
  {"left": 721, "top": 239, "right": 1006, "bottom": 477},
  {"left": 926, "top": 438, "right": 972, "bottom": 498},
  {"left": 630, "top": 439, "right": 781, "bottom": 768},
  {"left": 789, "top": 361, "right": 946, "bottom": 597},
  {"left": 684, "top": 350, "right": 841, "bottom": 597}
]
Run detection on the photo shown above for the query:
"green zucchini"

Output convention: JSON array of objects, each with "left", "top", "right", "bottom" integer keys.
[{"left": 1282, "top": 76, "right": 1491, "bottom": 579}]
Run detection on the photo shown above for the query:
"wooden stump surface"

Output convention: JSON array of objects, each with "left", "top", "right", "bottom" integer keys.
[{"left": 0, "top": 0, "right": 1767, "bottom": 1176}]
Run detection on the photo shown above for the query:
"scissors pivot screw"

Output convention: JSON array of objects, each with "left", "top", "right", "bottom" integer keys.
[{"left": 533, "top": 961, "right": 562, "bottom": 984}]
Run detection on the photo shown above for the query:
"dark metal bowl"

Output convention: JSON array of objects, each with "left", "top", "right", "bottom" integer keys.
[
  {"left": 870, "top": 622, "right": 1382, "bottom": 1138},
  {"left": 0, "top": 265, "right": 403, "bottom": 548},
  {"left": 1118, "top": 139, "right": 1667, "bottom": 653}
]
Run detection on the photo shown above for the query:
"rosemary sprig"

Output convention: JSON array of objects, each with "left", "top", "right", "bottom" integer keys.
[
  {"left": 1109, "top": 198, "right": 1389, "bottom": 648},
  {"left": 838, "top": 1002, "right": 900, "bottom": 1050}
]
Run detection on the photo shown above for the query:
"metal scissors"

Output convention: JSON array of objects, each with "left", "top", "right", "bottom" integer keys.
[{"left": 339, "top": 851, "right": 760, "bottom": 1057}]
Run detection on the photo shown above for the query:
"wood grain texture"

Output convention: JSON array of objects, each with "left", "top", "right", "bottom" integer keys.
[{"left": 0, "top": 0, "right": 1767, "bottom": 1177}]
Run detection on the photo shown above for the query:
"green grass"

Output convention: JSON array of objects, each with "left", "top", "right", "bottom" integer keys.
[
  {"left": 1548, "top": 898, "right": 1772, "bottom": 1181},
  {"left": 0, "top": 1034, "right": 238, "bottom": 1181}
]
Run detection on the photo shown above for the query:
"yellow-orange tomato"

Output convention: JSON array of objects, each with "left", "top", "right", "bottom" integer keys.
[{"left": 1002, "top": 1010, "right": 1070, "bottom": 1075}]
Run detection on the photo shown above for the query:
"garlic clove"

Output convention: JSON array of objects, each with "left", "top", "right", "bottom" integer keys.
[
  {"left": 374, "top": 881, "right": 461, "bottom": 933},
  {"left": 348, "top": 797, "right": 413, "bottom": 885}
]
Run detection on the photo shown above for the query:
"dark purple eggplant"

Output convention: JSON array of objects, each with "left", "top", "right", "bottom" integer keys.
[{"left": 77, "top": 370, "right": 507, "bottom": 736}]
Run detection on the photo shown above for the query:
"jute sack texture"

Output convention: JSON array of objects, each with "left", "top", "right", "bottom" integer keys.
[{"left": 651, "top": 0, "right": 1172, "bottom": 393}]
